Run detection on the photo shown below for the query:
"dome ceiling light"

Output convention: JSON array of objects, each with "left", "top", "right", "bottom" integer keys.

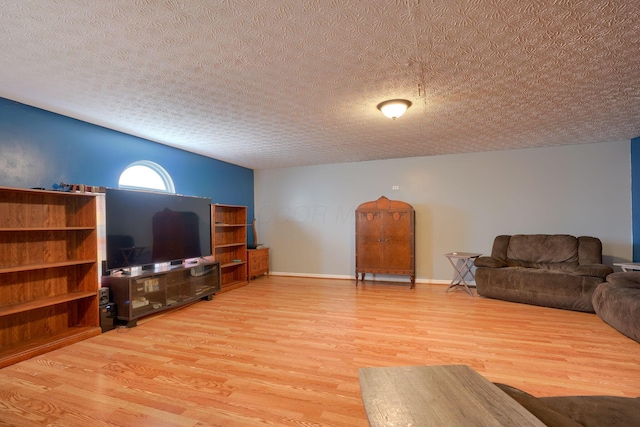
[{"left": 376, "top": 99, "right": 412, "bottom": 120}]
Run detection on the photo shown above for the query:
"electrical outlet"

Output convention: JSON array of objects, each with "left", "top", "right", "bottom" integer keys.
[{"left": 392, "top": 185, "right": 399, "bottom": 190}]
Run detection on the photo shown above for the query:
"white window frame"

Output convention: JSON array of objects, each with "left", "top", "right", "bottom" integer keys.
[{"left": 118, "top": 160, "right": 176, "bottom": 193}]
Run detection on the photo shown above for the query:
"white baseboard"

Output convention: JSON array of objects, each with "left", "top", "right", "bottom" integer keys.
[{"left": 268, "top": 271, "right": 451, "bottom": 285}]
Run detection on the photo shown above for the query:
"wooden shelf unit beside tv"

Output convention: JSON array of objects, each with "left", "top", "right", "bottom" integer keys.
[
  {"left": 212, "top": 204, "right": 248, "bottom": 291},
  {"left": 0, "top": 186, "right": 101, "bottom": 368}
]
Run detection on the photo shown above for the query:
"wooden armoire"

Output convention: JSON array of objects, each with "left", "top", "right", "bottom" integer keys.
[{"left": 355, "top": 196, "right": 415, "bottom": 288}]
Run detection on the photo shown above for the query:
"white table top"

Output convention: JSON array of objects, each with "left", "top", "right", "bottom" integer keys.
[
  {"left": 445, "top": 252, "right": 482, "bottom": 258},
  {"left": 614, "top": 262, "right": 640, "bottom": 271}
]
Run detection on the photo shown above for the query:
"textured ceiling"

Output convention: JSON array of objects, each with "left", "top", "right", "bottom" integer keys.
[{"left": 0, "top": 0, "right": 638, "bottom": 170}]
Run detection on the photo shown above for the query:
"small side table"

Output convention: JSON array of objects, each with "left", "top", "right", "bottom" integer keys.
[
  {"left": 613, "top": 262, "right": 640, "bottom": 272},
  {"left": 247, "top": 247, "right": 270, "bottom": 280},
  {"left": 445, "top": 252, "right": 481, "bottom": 296}
]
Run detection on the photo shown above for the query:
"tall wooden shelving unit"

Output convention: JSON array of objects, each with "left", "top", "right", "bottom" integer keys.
[
  {"left": 212, "top": 204, "right": 248, "bottom": 292},
  {"left": 0, "top": 187, "right": 101, "bottom": 368}
]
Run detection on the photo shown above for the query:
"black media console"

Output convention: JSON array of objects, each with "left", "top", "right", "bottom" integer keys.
[{"left": 101, "top": 261, "right": 221, "bottom": 327}]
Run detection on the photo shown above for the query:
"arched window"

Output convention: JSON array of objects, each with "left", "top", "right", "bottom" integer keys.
[{"left": 118, "top": 161, "right": 175, "bottom": 193}]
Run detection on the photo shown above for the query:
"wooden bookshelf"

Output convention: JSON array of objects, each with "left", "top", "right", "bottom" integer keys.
[
  {"left": 0, "top": 187, "right": 101, "bottom": 368},
  {"left": 212, "top": 204, "right": 248, "bottom": 291}
]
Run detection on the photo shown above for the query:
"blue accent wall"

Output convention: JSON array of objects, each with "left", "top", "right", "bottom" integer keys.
[
  {"left": 0, "top": 97, "right": 254, "bottom": 225},
  {"left": 632, "top": 136, "right": 640, "bottom": 261}
]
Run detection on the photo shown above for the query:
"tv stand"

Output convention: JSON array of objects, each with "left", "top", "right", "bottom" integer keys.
[{"left": 101, "top": 261, "right": 221, "bottom": 327}]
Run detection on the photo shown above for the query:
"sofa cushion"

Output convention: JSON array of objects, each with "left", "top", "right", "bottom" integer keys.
[
  {"left": 606, "top": 271, "right": 640, "bottom": 289},
  {"left": 490, "top": 234, "right": 512, "bottom": 259},
  {"left": 475, "top": 267, "right": 602, "bottom": 312},
  {"left": 474, "top": 256, "right": 507, "bottom": 268},
  {"left": 507, "top": 234, "right": 578, "bottom": 265},
  {"left": 578, "top": 236, "right": 605, "bottom": 264},
  {"left": 574, "top": 264, "right": 614, "bottom": 279}
]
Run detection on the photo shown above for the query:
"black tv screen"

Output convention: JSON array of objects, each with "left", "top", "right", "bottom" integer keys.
[{"left": 105, "top": 188, "right": 212, "bottom": 271}]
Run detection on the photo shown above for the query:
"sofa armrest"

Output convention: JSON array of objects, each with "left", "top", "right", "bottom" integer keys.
[
  {"left": 606, "top": 271, "right": 640, "bottom": 288},
  {"left": 474, "top": 256, "right": 507, "bottom": 268},
  {"left": 493, "top": 383, "right": 582, "bottom": 427},
  {"left": 574, "top": 264, "right": 613, "bottom": 279}
]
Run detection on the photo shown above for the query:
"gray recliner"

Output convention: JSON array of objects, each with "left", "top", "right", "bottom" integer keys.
[{"left": 474, "top": 234, "right": 612, "bottom": 312}]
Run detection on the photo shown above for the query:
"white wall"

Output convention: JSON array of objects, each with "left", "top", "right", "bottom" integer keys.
[{"left": 254, "top": 141, "right": 631, "bottom": 281}]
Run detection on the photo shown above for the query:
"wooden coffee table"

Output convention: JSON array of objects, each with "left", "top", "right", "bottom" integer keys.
[{"left": 359, "top": 365, "right": 545, "bottom": 426}]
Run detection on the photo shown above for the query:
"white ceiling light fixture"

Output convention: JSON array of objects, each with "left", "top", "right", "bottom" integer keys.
[{"left": 377, "top": 99, "right": 412, "bottom": 120}]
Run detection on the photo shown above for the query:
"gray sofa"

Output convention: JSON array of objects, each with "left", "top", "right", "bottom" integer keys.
[
  {"left": 474, "top": 234, "right": 612, "bottom": 312},
  {"left": 592, "top": 272, "right": 640, "bottom": 343}
]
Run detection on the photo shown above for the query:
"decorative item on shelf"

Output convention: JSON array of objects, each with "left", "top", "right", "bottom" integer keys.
[
  {"left": 52, "top": 182, "right": 72, "bottom": 192},
  {"left": 52, "top": 182, "right": 106, "bottom": 193},
  {"left": 247, "top": 218, "right": 264, "bottom": 249},
  {"left": 376, "top": 99, "right": 412, "bottom": 120},
  {"left": 132, "top": 297, "right": 150, "bottom": 309}
]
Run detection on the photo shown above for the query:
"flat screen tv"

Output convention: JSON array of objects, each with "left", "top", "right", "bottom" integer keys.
[{"left": 105, "top": 188, "right": 212, "bottom": 271}]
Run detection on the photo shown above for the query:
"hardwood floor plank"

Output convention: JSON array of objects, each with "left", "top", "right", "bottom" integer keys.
[{"left": 1, "top": 276, "right": 638, "bottom": 426}]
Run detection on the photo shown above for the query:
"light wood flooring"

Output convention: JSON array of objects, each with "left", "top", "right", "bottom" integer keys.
[{"left": 1, "top": 276, "right": 639, "bottom": 426}]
